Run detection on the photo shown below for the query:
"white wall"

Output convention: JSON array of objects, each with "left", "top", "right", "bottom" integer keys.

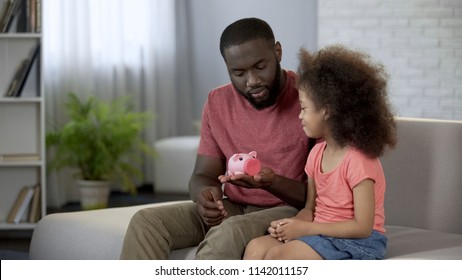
[
  {"left": 186, "top": 0, "right": 461, "bottom": 122},
  {"left": 318, "top": 0, "right": 462, "bottom": 120},
  {"left": 187, "top": 0, "right": 317, "bottom": 119}
]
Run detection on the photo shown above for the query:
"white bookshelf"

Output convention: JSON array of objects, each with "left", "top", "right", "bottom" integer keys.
[{"left": 0, "top": 0, "right": 44, "bottom": 229}]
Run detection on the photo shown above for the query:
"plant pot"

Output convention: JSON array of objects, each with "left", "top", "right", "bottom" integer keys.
[{"left": 77, "top": 180, "right": 111, "bottom": 210}]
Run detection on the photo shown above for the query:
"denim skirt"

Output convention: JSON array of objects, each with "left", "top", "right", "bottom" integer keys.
[{"left": 297, "top": 230, "right": 387, "bottom": 260}]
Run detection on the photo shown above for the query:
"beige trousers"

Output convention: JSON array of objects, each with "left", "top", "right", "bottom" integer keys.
[{"left": 119, "top": 199, "right": 298, "bottom": 260}]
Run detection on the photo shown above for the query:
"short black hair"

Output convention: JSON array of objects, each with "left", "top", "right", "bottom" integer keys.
[{"left": 219, "top": 17, "right": 275, "bottom": 58}]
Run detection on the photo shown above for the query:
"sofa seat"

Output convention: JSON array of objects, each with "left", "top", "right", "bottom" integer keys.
[
  {"left": 385, "top": 226, "right": 462, "bottom": 259},
  {"left": 29, "top": 201, "right": 188, "bottom": 260},
  {"left": 29, "top": 117, "right": 462, "bottom": 259},
  {"left": 29, "top": 201, "right": 462, "bottom": 260}
]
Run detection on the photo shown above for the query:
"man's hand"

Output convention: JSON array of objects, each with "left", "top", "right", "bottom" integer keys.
[
  {"left": 195, "top": 187, "right": 227, "bottom": 227},
  {"left": 218, "top": 166, "right": 276, "bottom": 189}
]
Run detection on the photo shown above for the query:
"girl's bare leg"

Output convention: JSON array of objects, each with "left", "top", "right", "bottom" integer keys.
[
  {"left": 243, "top": 235, "right": 281, "bottom": 260},
  {"left": 264, "top": 240, "right": 323, "bottom": 260}
]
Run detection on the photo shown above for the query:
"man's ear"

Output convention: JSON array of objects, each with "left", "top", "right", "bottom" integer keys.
[{"left": 275, "top": 41, "right": 282, "bottom": 62}]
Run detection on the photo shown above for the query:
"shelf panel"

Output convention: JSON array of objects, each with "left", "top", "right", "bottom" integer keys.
[
  {"left": 0, "top": 161, "right": 43, "bottom": 167},
  {"left": 0, "top": 34, "right": 42, "bottom": 39},
  {"left": 0, "top": 97, "right": 42, "bottom": 103},
  {"left": 0, "top": 103, "right": 40, "bottom": 155},
  {"left": 0, "top": 222, "right": 36, "bottom": 230}
]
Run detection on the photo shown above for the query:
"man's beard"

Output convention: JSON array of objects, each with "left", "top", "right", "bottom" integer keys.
[{"left": 236, "top": 63, "right": 282, "bottom": 110}]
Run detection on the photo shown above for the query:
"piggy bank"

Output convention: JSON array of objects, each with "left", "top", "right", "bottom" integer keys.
[{"left": 227, "top": 151, "right": 261, "bottom": 176}]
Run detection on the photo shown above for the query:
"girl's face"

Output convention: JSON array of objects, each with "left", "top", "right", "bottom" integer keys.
[{"left": 298, "top": 89, "right": 326, "bottom": 139}]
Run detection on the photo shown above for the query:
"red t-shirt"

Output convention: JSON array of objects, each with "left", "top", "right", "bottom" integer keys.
[{"left": 198, "top": 70, "right": 309, "bottom": 207}]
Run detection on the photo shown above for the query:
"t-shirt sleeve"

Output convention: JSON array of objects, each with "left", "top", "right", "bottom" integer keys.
[
  {"left": 305, "top": 142, "right": 322, "bottom": 178},
  {"left": 346, "top": 150, "right": 381, "bottom": 189},
  {"left": 197, "top": 100, "right": 224, "bottom": 158}
]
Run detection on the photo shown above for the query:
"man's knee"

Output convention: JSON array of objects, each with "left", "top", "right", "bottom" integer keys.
[
  {"left": 223, "top": 214, "right": 267, "bottom": 233},
  {"left": 126, "top": 208, "right": 163, "bottom": 235},
  {"left": 196, "top": 215, "right": 264, "bottom": 259},
  {"left": 129, "top": 208, "right": 151, "bottom": 225}
]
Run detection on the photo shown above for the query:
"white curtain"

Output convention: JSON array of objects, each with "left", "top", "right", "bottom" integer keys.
[{"left": 43, "top": 0, "right": 194, "bottom": 206}]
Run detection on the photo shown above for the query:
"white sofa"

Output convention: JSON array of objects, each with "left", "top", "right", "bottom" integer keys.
[
  {"left": 29, "top": 117, "right": 462, "bottom": 259},
  {"left": 153, "top": 136, "right": 199, "bottom": 194}
]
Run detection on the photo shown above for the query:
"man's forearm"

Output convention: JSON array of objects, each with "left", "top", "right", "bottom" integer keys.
[
  {"left": 264, "top": 176, "right": 307, "bottom": 209},
  {"left": 188, "top": 174, "right": 222, "bottom": 202}
]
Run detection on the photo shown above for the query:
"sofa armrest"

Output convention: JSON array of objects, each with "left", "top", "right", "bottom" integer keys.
[
  {"left": 29, "top": 201, "right": 192, "bottom": 260},
  {"left": 153, "top": 136, "right": 200, "bottom": 194}
]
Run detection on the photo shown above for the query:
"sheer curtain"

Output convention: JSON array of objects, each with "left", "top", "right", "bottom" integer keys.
[{"left": 43, "top": 0, "right": 194, "bottom": 206}]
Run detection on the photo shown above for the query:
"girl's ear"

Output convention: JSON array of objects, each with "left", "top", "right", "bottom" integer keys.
[{"left": 323, "top": 107, "right": 330, "bottom": 121}]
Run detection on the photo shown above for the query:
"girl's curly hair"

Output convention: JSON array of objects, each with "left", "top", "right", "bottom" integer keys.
[{"left": 297, "top": 45, "right": 397, "bottom": 158}]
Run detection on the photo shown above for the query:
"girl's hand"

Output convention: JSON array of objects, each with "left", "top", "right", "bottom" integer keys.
[
  {"left": 268, "top": 219, "right": 292, "bottom": 241},
  {"left": 274, "top": 218, "right": 310, "bottom": 242},
  {"left": 268, "top": 218, "right": 288, "bottom": 237}
]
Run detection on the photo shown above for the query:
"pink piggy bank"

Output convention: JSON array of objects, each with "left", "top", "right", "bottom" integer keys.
[{"left": 227, "top": 151, "right": 261, "bottom": 176}]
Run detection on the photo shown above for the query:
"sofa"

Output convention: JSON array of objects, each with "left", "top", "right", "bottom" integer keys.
[{"left": 29, "top": 117, "right": 462, "bottom": 259}]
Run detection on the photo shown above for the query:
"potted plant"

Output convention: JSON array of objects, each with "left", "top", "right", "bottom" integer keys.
[{"left": 46, "top": 92, "right": 155, "bottom": 210}]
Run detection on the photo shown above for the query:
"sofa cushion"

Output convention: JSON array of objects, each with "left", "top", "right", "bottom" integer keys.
[
  {"left": 385, "top": 225, "right": 462, "bottom": 259},
  {"left": 30, "top": 200, "right": 462, "bottom": 260},
  {"left": 29, "top": 201, "right": 190, "bottom": 260},
  {"left": 381, "top": 118, "right": 462, "bottom": 234},
  {"left": 170, "top": 247, "right": 196, "bottom": 260}
]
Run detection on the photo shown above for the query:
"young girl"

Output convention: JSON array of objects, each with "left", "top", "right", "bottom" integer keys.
[{"left": 243, "top": 45, "right": 397, "bottom": 260}]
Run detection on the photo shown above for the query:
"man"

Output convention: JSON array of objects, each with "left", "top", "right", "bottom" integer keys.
[{"left": 120, "top": 17, "right": 311, "bottom": 260}]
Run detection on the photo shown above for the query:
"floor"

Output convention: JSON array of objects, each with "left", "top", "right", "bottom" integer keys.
[{"left": 0, "top": 185, "right": 190, "bottom": 260}]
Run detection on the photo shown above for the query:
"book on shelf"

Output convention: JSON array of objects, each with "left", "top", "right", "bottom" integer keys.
[
  {"left": 6, "top": 184, "right": 35, "bottom": 224},
  {"left": 11, "top": 0, "right": 40, "bottom": 33},
  {"left": 4, "top": 42, "right": 40, "bottom": 98},
  {"left": 28, "top": 0, "right": 34, "bottom": 32},
  {"left": 0, "top": 153, "right": 40, "bottom": 161},
  {"left": 28, "top": 183, "right": 41, "bottom": 223},
  {"left": 0, "top": 0, "right": 20, "bottom": 33},
  {"left": 0, "top": 1, "right": 11, "bottom": 31},
  {"left": 4, "top": 59, "right": 26, "bottom": 97},
  {"left": 15, "top": 0, "right": 28, "bottom": 32},
  {"left": 34, "top": 0, "right": 39, "bottom": 32}
]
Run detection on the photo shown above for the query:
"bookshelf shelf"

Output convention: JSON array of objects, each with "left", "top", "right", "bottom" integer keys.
[
  {"left": 0, "top": 33, "right": 41, "bottom": 38},
  {"left": 0, "top": 222, "right": 36, "bottom": 230},
  {"left": 0, "top": 161, "right": 43, "bottom": 167},
  {"left": 0, "top": 96, "right": 42, "bottom": 102},
  {"left": 0, "top": 0, "right": 44, "bottom": 229}
]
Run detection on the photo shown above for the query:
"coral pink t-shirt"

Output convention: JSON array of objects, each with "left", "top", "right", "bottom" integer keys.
[
  {"left": 306, "top": 142, "right": 386, "bottom": 233},
  {"left": 198, "top": 70, "right": 309, "bottom": 207}
]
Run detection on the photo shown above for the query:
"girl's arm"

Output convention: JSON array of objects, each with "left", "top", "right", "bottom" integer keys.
[
  {"left": 294, "top": 177, "right": 316, "bottom": 221},
  {"left": 269, "top": 178, "right": 316, "bottom": 239},
  {"left": 277, "top": 179, "right": 375, "bottom": 240}
]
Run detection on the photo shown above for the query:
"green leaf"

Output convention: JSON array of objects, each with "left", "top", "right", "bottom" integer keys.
[{"left": 46, "top": 93, "right": 156, "bottom": 194}]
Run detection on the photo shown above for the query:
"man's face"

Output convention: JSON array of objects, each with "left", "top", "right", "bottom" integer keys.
[{"left": 223, "top": 39, "right": 282, "bottom": 110}]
